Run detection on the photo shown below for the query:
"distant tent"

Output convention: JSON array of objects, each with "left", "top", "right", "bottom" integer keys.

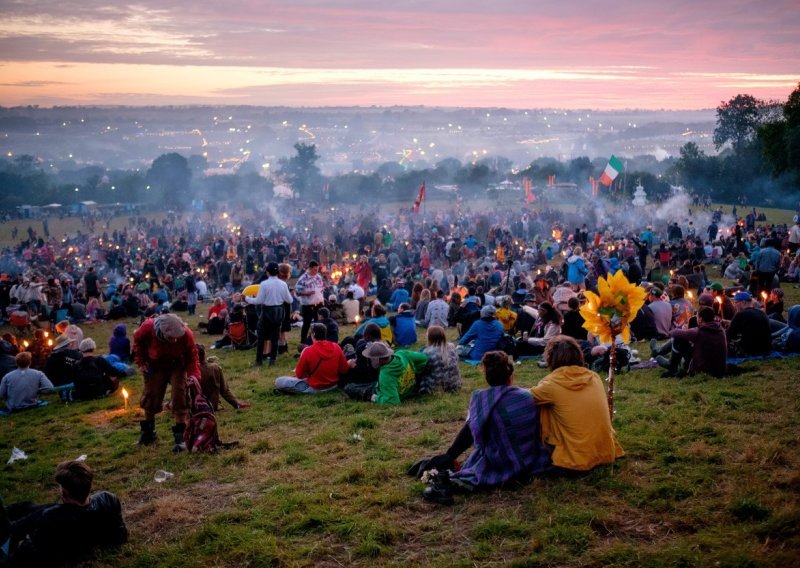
[{"left": 43, "top": 203, "right": 62, "bottom": 209}]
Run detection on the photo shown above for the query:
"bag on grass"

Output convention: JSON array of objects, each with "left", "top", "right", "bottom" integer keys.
[{"left": 184, "top": 377, "right": 221, "bottom": 453}]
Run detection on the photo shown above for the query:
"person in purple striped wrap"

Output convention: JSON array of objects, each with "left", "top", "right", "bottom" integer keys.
[{"left": 416, "top": 351, "right": 550, "bottom": 505}]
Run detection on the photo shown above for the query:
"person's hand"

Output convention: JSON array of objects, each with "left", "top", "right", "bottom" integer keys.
[
  {"left": 348, "top": 358, "right": 356, "bottom": 368},
  {"left": 236, "top": 401, "right": 251, "bottom": 409}
]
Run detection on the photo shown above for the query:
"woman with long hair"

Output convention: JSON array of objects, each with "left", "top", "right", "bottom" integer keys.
[{"left": 417, "top": 325, "right": 461, "bottom": 394}]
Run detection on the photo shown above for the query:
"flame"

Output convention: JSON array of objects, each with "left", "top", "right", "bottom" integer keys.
[
  {"left": 122, "top": 387, "right": 129, "bottom": 400},
  {"left": 22, "top": 340, "right": 29, "bottom": 349},
  {"left": 715, "top": 296, "right": 723, "bottom": 304},
  {"left": 686, "top": 291, "right": 694, "bottom": 300},
  {"left": 43, "top": 331, "right": 49, "bottom": 338},
  {"left": 354, "top": 315, "right": 361, "bottom": 324},
  {"left": 47, "top": 339, "right": 53, "bottom": 347},
  {"left": 761, "top": 291, "right": 768, "bottom": 300}
]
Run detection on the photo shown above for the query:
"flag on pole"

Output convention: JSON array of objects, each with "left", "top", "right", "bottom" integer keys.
[
  {"left": 599, "top": 155, "right": 624, "bottom": 186},
  {"left": 523, "top": 177, "right": 535, "bottom": 204},
  {"left": 412, "top": 181, "right": 426, "bottom": 215}
]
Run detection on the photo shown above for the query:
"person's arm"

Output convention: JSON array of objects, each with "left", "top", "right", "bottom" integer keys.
[
  {"left": 670, "top": 327, "right": 699, "bottom": 342},
  {"left": 530, "top": 376, "right": 555, "bottom": 405},
  {"left": 294, "top": 349, "right": 311, "bottom": 378},
  {"left": 375, "top": 368, "right": 400, "bottom": 405},
  {"left": 37, "top": 372, "right": 54, "bottom": 392},
  {"left": 459, "top": 323, "right": 478, "bottom": 346},
  {"left": 446, "top": 422, "right": 474, "bottom": 460},
  {"left": 217, "top": 368, "right": 241, "bottom": 409}
]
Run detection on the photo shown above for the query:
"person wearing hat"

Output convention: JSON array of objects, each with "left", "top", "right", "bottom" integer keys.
[
  {"left": 727, "top": 292, "right": 771, "bottom": 356},
  {"left": 295, "top": 260, "right": 326, "bottom": 344},
  {"left": 73, "top": 338, "right": 121, "bottom": 401},
  {"left": 43, "top": 333, "right": 83, "bottom": 387},
  {"left": 246, "top": 262, "right": 293, "bottom": 367},
  {"left": 133, "top": 313, "right": 201, "bottom": 450},
  {"left": 707, "top": 282, "right": 735, "bottom": 320},
  {"left": 457, "top": 305, "right": 504, "bottom": 362},
  {"left": 351, "top": 341, "right": 428, "bottom": 405},
  {"left": 274, "top": 323, "right": 351, "bottom": 395}
]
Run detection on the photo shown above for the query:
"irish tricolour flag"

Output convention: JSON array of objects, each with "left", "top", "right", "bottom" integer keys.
[{"left": 599, "top": 155, "right": 624, "bottom": 186}]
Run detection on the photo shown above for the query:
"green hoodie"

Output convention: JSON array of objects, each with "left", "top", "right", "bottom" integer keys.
[{"left": 374, "top": 350, "right": 428, "bottom": 405}]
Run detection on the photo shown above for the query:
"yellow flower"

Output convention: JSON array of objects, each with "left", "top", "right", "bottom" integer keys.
[{"left": 580, "top": 272, "right": 646, "bottom": 344}]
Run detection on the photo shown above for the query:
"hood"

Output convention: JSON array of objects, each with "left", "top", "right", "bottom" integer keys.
[
  {"left": 699, "top": 320, "right": 725, "bottom": 334},
  {"left": 313, "top": 340, "right": 340, "bottom": 359},
  {"left": 567, "top": 255, "right": 582, "bottom": 264},
  {"left": 788, "top": 305, "right": 800, "bottom": 330},
  {"left": 397, "top": 311, "right": 415, "bottom": 319},
  {"left": 113, "top": 324, "right": 127, "bottom": 337},
  {"left": 541, "top": 365, "right": 597, "bottom": 390}
]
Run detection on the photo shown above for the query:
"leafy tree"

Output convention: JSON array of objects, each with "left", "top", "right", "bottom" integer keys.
[
  {"left": 276, "top": 143, "right": 322, "bottom": 199},
  {"left": 671, "top": 142, "right": 718, "bottom": 197},
  {"left": 714, "top": 94, "right": 765, "bottom": 152},
  {"left": 146, "top": 153, "right": 191, "bottom": 207}
]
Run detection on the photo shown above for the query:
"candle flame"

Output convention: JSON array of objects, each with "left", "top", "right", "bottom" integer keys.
[
  {"left": 686, "top": 291, "right": 694, "bottom": 299},
  {"left": 23, "top": 340, "right": 29, "bottom": 349},
  {"left": 47, "top": 339, "right": 53, "bottom": 347},
  {"left": 715, "top": 296, "right": 723, "bottom": 304},
  {"left": 761, "top": 292, "right": 768, "bottom": 300},
  {"left": 122, "top": 387, "right": 129, "bottom": 400}
]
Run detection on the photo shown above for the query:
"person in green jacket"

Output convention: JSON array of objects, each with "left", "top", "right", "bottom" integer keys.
[{"left": 354, "top": 341, "right": 428, "bottom": 405}]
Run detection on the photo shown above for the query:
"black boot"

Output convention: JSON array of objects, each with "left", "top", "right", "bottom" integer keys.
[
  {"left": 172, "top": 423, "right": 187, "bottom": 453},
  {"left": 423, "top": 471, "right": 455, "bottom": 505},
  {"left": 137, "top": 420, "right": 157, "bottom": 446}
]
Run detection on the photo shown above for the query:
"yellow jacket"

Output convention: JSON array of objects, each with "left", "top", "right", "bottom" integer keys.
[{"left": 531, "top": 366, "right": 624, "bottom": 471}]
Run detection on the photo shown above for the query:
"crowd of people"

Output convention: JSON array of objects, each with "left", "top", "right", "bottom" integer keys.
[{"left": 3, "top": 197, "right": 800, "bottom": 562}]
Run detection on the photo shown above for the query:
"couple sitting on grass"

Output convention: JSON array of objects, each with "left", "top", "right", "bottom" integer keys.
[{"left": 411, "top": 335, "right": 624, "bottom": 505}]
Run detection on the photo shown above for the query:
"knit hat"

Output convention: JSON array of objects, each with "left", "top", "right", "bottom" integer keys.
[
  {"left": 733, "top": 291, "right": 753, "bottom": 302},
  {"left": 79, "top": 338, "right": 96, "bottom": 352},
  {"left": 481, "top": 305, "right": 497, "bottom": 318},
  {"left": 154, "top": 313, "right": 186, "bottom": 340},
  {"left": 698, "top": 293, "right": 714, "bottom": 307}
]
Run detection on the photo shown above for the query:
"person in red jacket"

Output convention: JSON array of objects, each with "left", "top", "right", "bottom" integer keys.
[
  {"left": 133, "top": 313, "right": 200, "bottom": 451},
  {"left": 274, "top": 323, "right": 352, "bottom": 394}
]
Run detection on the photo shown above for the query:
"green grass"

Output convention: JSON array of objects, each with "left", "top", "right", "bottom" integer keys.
[{"left": 2, "top": 311, "right": 799, "bottom": 567}]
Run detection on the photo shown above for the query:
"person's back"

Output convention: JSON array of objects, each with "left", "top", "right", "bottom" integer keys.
[
  {"left": 390, "top": 309, "right": 418, "bottom": 347},
  {"left": 297, "top": 339, "right": 349, "bottom": 390},
  {"left": 1, "top": 352, "right": 53, "bottom": 411},
  {"left": 728, "top": 307, "right": 772, "bottom": 355},
  {"left": 561, "top": 309, "right": 587, "bottom": 340},
  {"left": 425, "top": 297, "right": 449, "bottom": 328}
]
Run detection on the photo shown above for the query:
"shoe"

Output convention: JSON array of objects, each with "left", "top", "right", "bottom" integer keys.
[
  {"left": 660, "top": 370, "right": 677, "bottom": 378},
  {"left": 277, "top": 344, "right": 288, "bottom": 354},
  {"left": 137, "top": 419, "right": 157, "bottom": 446},
  {"left": 423, "top": 483, "right": 454, "bottom": 505},
  {"left": 251, "top": 361, "right": 263, "bottom": 368},
  {"left": 172, "top": 423, "right": 187, "bottom": 453}
]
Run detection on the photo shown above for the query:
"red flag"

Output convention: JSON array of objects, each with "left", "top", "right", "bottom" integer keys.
[
  {"left": 412, "top": 182, "right": 426, "bottom": 214},
  {"left": 524, "top": 177, "right": 534, "bottom": 204}
]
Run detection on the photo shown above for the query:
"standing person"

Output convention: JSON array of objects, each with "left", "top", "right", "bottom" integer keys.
[
  {"left": 133, "top": 313, "right": 200, "bottom": 451},
  {"left": 566, "top": 247, "right": 588, "bottom": 290},
  {"left": 753, "top": 240, "right": 781, "bottom": 293},
  {"left": 246, "top": 262, "right": 292, "bottom": 367},
  {"left": 83, "top": 267, "right": 100, "bottom": 300},
  {"left": 295, "top": 260, "right": 325, "bottom": 344}
]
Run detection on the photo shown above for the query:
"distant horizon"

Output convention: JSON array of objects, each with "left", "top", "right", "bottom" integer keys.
[{"left": 0, "top": 2, "right": 797, "bottom": 110}]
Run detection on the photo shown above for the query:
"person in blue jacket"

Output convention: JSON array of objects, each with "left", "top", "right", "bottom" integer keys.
[
  {"left": 389, "top": 281, "right": 410, "bottom": 312},
  {"left": 389, "top": 303, "right": 418, "bottom": 347},
  {"left": 566, "top": 246, "right": 588, "bottom": 290},
  {"left": 457, "top": 305, "right": 504, "bottom": 361}
]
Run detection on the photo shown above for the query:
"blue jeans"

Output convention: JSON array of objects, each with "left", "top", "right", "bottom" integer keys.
[{"left": 274, "top": 377, "right": 336, "bottom": 395}]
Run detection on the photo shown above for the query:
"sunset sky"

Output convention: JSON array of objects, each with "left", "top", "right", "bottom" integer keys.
[{"left": 0, "top": 0, "right": 797, "bottom": 109}]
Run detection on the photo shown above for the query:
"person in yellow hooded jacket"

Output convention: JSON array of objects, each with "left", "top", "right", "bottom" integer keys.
[{"left": 531, "top": 335, "right": 624, "bottom": 473}]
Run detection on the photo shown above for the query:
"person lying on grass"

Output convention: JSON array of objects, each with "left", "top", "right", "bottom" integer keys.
[
  {"left": 343, "top": 341, "right": 428, "bottom": 404},
  {"left": 412, "top": 350, "right": 550, "bottom": 505}
]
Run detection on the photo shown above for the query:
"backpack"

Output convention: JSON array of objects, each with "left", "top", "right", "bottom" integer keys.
[{"left": 184, "top": 377, "right": 221, "bottom": 453}]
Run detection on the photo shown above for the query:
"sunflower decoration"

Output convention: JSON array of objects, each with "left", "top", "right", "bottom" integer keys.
[{"left": 580, "top": 271, "right": 647, "bottom": 344}]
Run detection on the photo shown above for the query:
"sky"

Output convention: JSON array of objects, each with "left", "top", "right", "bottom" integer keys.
[{"left": 0, "top": 0, "right": 798, "bottom": 109}]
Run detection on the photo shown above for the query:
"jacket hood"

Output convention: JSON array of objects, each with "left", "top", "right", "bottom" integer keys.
[
  {"left": 542, "top": 365, "right": 597, "bottom": 390},
  {"left": 699, "top": 320, "right": 725, "bottom": 334},
  {"left": 113, "top": 324, "right": 127, "bottom": 337},
  {"left": 567, "top": 255, "right": 582, "bottom": 264},
  {"left": 788, "top": 305, "right": 800, "bottom": 330},
  {"left": 312, "top": 340, "right": 340, "bottom": 359}
]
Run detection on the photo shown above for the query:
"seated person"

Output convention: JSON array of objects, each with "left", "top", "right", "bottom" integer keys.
[
  {"left": 352, "top": 302, "right": 393, "bottom": 345},
  {"left": 73, "top": 339, "right": 122, "bottom": 401},
  {"left": 197, "top": 344, "right": 249, "bottom": 410},
  {"left": 388, "top": 303, "right": 417, "bottom": 347},
  {"left": 43, "top": 333, "right": 83, "bottom": 386},
  {"left": 457, "top": 305, "right": 504, "bottom": 361},
  {"left": 515, "top": 302, "right": 562, "bottom": 357},
  {"left": 340, "top": 323, "right": 382, "bottom": 388},
  {"left": 531, "top": 336, "right": 625, "bottom": 473},
  {"left": 326, "top": 294, "right": 345, "bottom": 324},
  {"left": 670, "top": 307, "right": 728, "bottom": 377},
  {"left": 727, "top": 292, "right": 772, "bottom": 356},
  {"left": 6, "top": 460, "right": 128, "bottom": 565},
  {"left": 341, "top": 290, "right": 361, "bottom": 324},
  {"left": 344, "top": 341, "right": 428, "bottom": 405},
  {"left": 108, "top": 324, "right": 131, "bottom": 362},
  {"left": 494, "top": 296, "right": 517, "bottom": 333},
  {"left": 0, "top": 351, "right": 53, "bottom": 413},
  {"left": 416, "top": 325, "right": 462, "bottom": 394},
  {"left": 561, "top": 297, "right": 588, "bottom": 340},
  {"left": 552, "top": 283, "right": 578, "bottom": 313},
  {"left": 274, "top": 323, "right": 352, "bottom": 394},
  {"left": 416, "top": 351, "right": 550, "bottom": 505},
  {"left": 0, "top": 339, "right": 16, "bottom": 378},
  {"left": 782, "top": 305, "right": 800, "bottom": 353}
]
